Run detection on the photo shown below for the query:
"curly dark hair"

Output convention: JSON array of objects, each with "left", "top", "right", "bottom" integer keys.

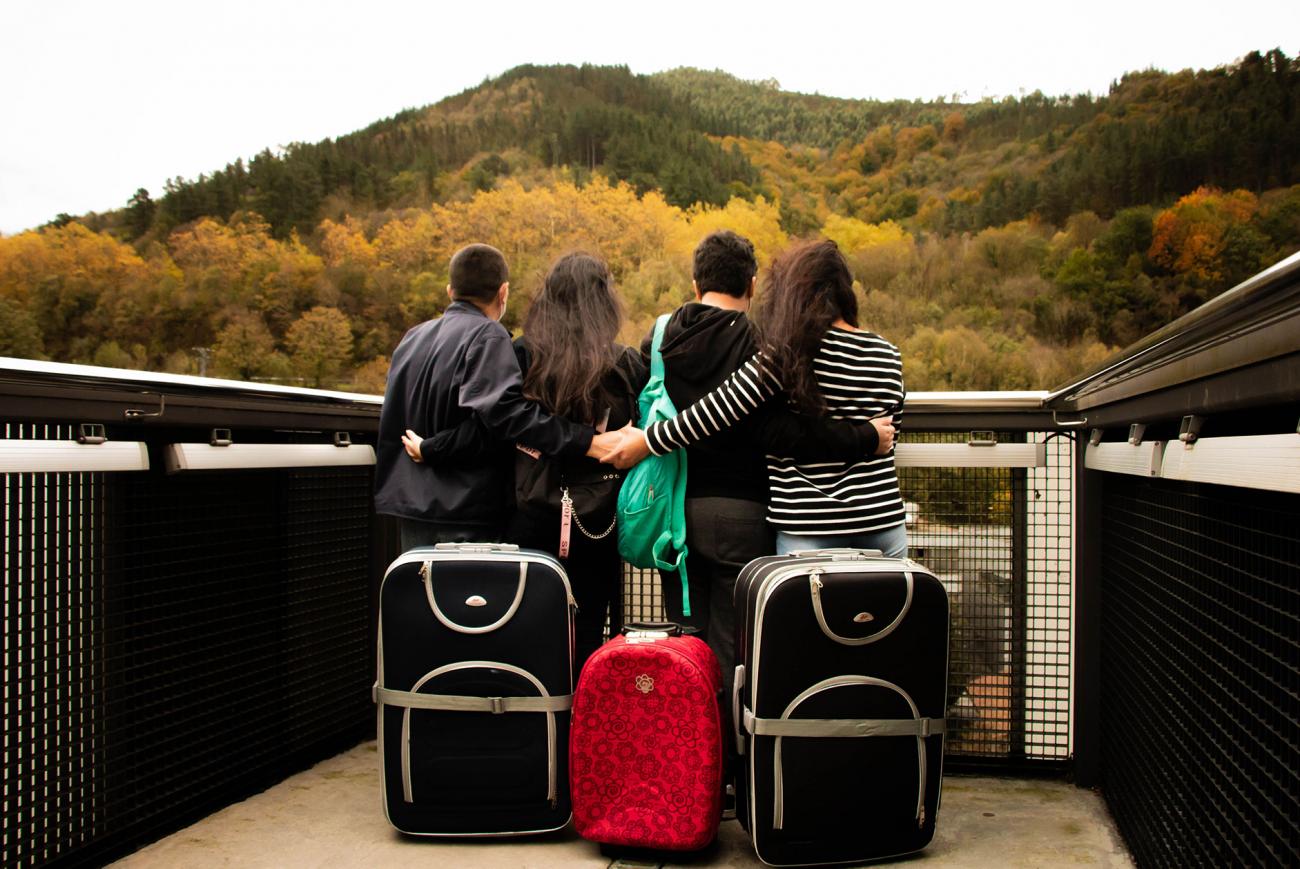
[
  {"left": 521, "top": 252, "right": 624, "bottom": 424},
  {"left": 693, "top": 230, "right": 757, "bottom": 298},
  {"left": 754, "top": 239, "right": 859, "bottom": 414}
]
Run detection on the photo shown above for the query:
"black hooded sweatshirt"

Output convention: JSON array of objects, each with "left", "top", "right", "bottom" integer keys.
[{"left": 642, "top": 303, "right": 874, "bottom": 504}]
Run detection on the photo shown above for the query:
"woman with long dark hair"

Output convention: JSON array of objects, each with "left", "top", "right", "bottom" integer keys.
[
  {"left": 620, "top": 239, "right": 907, "bottom": 556},
  {"left": 405, "top": 252, "right": 646, "bottom": 672}
]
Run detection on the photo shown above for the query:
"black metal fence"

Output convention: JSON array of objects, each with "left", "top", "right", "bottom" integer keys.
[
  {"left": 1057, "top": 250, "right": 1300, "bottom": 866},
  {"left": 621, "top": 423, "right": 1075, "bottom": 774},
  {"left": 1098, "top": 477, "right": 1298, "bottom": 866},
  {"left": 2, "top": 361, "right": 1080, "bottom": 866},
  {"left": 1, "top": 372, "right": 389, "bottom": 868}
]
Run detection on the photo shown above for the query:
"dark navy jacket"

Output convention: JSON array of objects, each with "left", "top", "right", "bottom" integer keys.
[{"left": 375, "top": 301, "right": 593, "bottom": 528}]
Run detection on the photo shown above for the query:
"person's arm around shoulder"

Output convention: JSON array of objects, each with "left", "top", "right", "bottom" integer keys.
[
  {"left": 600, "top": 351, "right": 781, "bottom": 469},
  {"left": 752, "top": 404, "right": 893, "bottom": 460},
  {"left": 460, "top": 325, "right": 618, "bottom": 459}
]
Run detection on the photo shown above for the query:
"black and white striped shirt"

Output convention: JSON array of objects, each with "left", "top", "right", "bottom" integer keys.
[{"left": 645, "top": 327, "right": 906, "bottom": 535}]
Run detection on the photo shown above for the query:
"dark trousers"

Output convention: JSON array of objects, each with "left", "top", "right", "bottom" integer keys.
[
  {"left": 660, "top": 496, "right": 774, "bottom": 778},
  {"left": 399, "top": 519, "right": 499, "bottom": 550},
  {"left": 508, "top": 510, "right": 622, "bottom": 679}
]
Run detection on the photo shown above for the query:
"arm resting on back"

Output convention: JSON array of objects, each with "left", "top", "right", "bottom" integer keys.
[
  {"left": 644, "top": 353, "right": 781, "bottom": 455},
  {"left": 752, "top": 405, "right": 879, "bottom": 460},
  {"left": 460, "top": 330, "right": 594, "bottom": 458},
  {"left": 419, "top": 415, "right": 493, "bottom": 463}
]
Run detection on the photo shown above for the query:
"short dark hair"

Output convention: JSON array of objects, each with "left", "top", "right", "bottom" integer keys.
[
  {"left": 449, "top": 243, "right": 509, "bottom": 303},
  {"left": 693, "top": 231, "right": 757, "bottom": 298}
]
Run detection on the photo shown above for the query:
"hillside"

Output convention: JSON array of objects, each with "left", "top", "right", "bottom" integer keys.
[{"left": 2, "top": 52, "right": 1298, "bottom": 393}]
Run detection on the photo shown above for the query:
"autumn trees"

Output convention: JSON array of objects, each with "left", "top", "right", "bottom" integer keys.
[
  {"left": 8, "top": 171, "right": 1296, "bottom": 393},
  {"left": 3, "top": 57, "right": 1299, "bottom": 394}
]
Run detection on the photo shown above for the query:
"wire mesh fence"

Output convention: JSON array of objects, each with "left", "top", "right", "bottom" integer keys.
[
  {"left": 2, "top": 421, "right": 376, "bottom": 868},
  {"left": 1099, "top": 476, "right": 1299, "bottom": 866},
  {"left": 620, "top": 430, "right": 1075, "bottom": 770}
]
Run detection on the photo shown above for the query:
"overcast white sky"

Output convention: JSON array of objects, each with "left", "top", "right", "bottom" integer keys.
[{"left": 1, "top": 0, "right": 1296, "bottom": 233}]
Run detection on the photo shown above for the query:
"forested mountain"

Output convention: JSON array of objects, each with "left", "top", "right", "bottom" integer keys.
[{"left": 3, "top": 51, "right": 1299, "bottom": 393}]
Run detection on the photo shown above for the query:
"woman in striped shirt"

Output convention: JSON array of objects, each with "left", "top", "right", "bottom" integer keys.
[{"left": 639, "top": 239, "right": 907, "bottom": 557}]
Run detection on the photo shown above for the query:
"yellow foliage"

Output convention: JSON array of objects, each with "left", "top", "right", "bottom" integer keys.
[
  {"left": 319, "top": 218, "right": 378, "bottom": 268},
  {"left": 675, "top": 197, "right": 787, "bottom": 266},
  {"left": 373, "top": 211, "right": 447, "bottom": 273},
  {"left": 820, "top": 215, "right": 912, "bottom": 254},
  {"left": 0, "top": 222, "right": 148, "bottom": 304}
]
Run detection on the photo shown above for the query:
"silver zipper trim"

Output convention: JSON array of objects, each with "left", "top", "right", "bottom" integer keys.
[
  {"left": 383, "top": 548, "right": 574, "bottom": 604},
  {"left": 424, "top": 560, "right": 527, "bottom": 634},
  {"left": 770, "top": 675, "right": 926, "bottom": 830},
  {"left": 733, "top": 664, "right": 747, "bottom": 756},
  {"left": 808, "top": 568, "right": 913, "bottom": 646},
  {"left": 400, "top": 660, "right": 559, "bottom": 806}
]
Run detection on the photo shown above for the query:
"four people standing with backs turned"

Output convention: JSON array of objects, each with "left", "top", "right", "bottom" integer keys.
[{"left": 375, "top": 233, "right": 907, "bottom": 682}]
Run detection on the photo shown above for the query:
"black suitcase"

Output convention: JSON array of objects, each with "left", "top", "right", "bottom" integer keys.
[
  {"left": 732, "top": 548, "right": 949, "bottom": 865},
  {"left": 374, "top": 542, "right": 575, "bottom": 836}
]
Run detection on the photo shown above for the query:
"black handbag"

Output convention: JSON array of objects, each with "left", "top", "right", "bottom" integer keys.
[{"left": 514, "top": 444, "right": 621, "bottom": 552}]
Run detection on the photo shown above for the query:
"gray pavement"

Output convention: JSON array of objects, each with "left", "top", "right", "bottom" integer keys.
[{"left": 112, "top": 742, "right": 1132, "bottom": 868}]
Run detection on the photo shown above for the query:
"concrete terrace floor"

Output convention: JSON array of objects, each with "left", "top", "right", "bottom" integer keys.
[{"left": 112, "top": 742, "right": 1132, "bottom": 868}]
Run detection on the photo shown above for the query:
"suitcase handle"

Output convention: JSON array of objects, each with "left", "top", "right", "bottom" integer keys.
[
  {"left": 733, "top": 665, "right": 746, "bottom": 756},
  {"left": 431, "top": 542, "right": 520, "bottom": 553},
  {"left": 620, "top": 621, "right": 698, "bottom": 637},
  {"left": 787, "top": 547, "right": 883, "bottom": 560}
]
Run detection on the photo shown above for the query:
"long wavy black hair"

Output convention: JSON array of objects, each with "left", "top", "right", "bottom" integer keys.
[
  {"left": 755, "top": 239, "right": 859, "bottom": 414},
  {"left": 521, "top": 252, "right": 624, "bottom": 423}
]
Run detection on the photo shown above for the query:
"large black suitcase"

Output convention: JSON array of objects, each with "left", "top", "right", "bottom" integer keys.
[
  {"left": 374, "top": 542, "right": 575, "bottom": 836},
  {"left": 732, "top": 548, "right": 948, "bottom": 865}
]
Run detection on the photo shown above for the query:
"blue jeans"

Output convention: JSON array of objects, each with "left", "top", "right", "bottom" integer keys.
[{"left": 775, "top": 522, "right": 908, "bottom": 559}]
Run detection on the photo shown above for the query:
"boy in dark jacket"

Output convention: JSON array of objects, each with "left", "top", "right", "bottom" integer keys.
[{"left": 375, "top": 243, "right": 617, "bottom": 548}]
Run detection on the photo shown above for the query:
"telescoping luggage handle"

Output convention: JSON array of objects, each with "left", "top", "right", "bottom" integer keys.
[
  {"left": 431, "top": 542, "right": 520, "bottom": 553},
  {"left": 786, "top": 547, "right": 883, "bottom": 560},
  {"left": 621, "top": 620, "right": 699, "bottom": 640}
]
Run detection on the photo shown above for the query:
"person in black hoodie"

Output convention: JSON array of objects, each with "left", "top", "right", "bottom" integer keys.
[
  {"left": 640, "top": 231, "right": 882, "bottom": 733},
  {"left": 375, "top": 243, "right": 620, "bottom": 549}
]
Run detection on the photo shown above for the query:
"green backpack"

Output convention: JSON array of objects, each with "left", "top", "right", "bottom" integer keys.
[{"left": 617, "top": 313, "right": 691, "bottom": 615}]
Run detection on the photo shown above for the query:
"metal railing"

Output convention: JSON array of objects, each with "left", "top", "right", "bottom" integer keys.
[
  {"left": 1, "top": 357, "right": 1083, "bottom": 866},
  {"left": 622, "top": 406, "right": 1077, "bottom": 774},
  {"left": 1, "top": 364, "right": 392, "bottom": 868},
  {"left": 17, "top": 242, "right": 1298, "bottom": 869},
  {"left": 1054, "top": 249, "right": 1300, "bottom": 867}
]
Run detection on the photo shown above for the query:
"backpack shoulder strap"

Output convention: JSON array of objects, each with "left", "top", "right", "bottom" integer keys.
[{"left": 650, "top": 313, "right": 670, "bottom": 381}]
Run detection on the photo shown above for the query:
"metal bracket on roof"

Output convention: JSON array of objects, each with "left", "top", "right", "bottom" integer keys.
[
  {"left": 123, "top": 392, "right": 165, "bottom": 421},
  {"left": 969, "top": 430, "right": 997, "bottom": 446},
  {"left": 333, "top": 431, "right": 352, "bottom": 448},
  {"left": 1089, "top": 428, "right": 1103, "bottom": 446},
  {"left": 210, "top": 428, "right": 232, "bottom": 447},
  {"left": 1178, "top": 415, "right": 1204, "bottom": 444},
  {"left": 77, "top": 423, "right": 106, "bottom": 445},
  {"left": 1128, "top": 424, "right": 1147, "bottom": 446},
  {"left": 1052, "top": 409, "right": 1088, "bottom": 429}
]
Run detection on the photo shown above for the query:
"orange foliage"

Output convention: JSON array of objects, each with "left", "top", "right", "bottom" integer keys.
[{"left": 1148, "top": 187, "right": 1259, "bottom": 281}]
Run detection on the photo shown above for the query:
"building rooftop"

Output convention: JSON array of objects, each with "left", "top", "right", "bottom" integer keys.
[{"left": 111, "top": 742, "right": 1132, "bottom": 869}]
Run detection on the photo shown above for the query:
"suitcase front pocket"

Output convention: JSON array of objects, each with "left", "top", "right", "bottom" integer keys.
[
  {"left": 377, "top": 661, "right": 572, "bottom": 809},
  {"left": 746, "top": 675, "right": 944, "bottom": 832}
]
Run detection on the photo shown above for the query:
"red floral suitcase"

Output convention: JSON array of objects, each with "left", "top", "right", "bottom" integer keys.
[{"left": 570, "top": 623, "right": 724, "bottom": 850}]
